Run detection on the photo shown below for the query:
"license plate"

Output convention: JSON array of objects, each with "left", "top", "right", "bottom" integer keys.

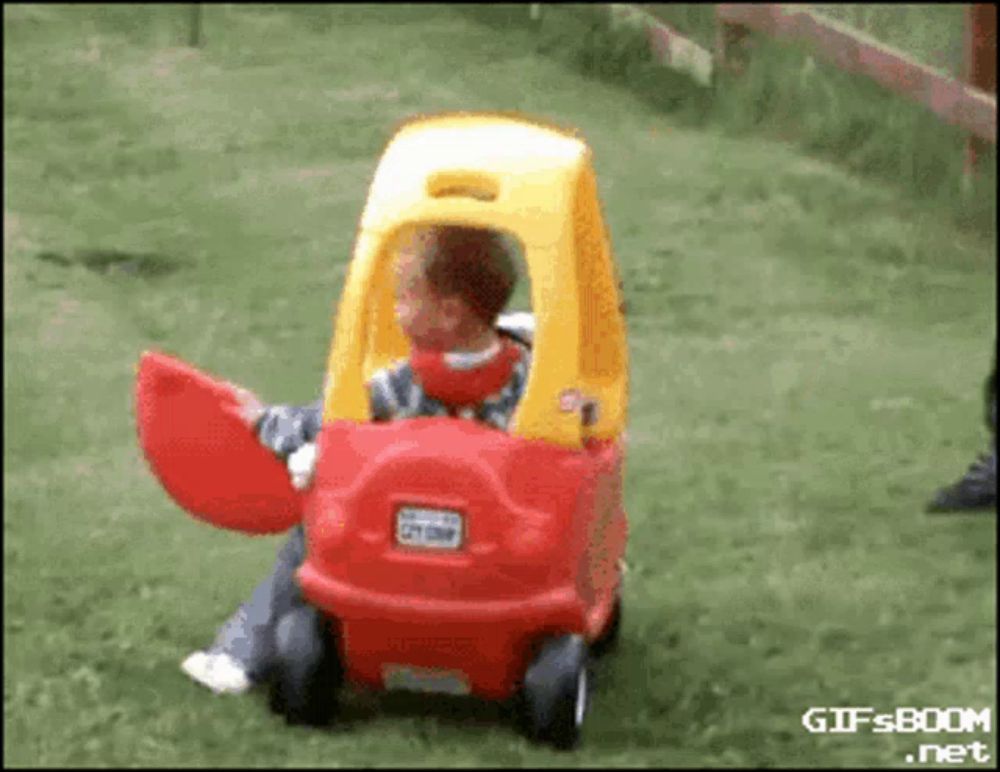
[
  {"left": 382, "top": 664, "right": 471, "bottom": 696},
  {"left": 395, "top": 507, "right": 464, "bottom": 550}
]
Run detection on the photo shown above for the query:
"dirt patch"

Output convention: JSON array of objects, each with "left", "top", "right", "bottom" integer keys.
[
  {"left": 41, "top": 297, "right": 83, "bottom": 345},
  {"left": 293, "top": 166, "right": 338, "bottom": 181},
  {"left": 5, "top": 211, "right": 23, "bottom": 247},
  {"left": 151, "top": 47, "right": 199, "bottom": 78},
  {"left": 77, "top": 36, "right": 102, "bottom": 64},
  {"left": 326, "top": 84, "right": 400, "bottom": 103},
  {"left": 4, "top": 211, "right": 36, "bottom": 254}
]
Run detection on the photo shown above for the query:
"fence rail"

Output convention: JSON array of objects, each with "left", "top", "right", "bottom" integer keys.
[
  {"left": 608, "top": 3, "right": 995, "bottom": 177},
  {"left": 608, "top": 4, "right": 714, "bottom": 87},
  {"left": 716, "top": 3, "right": 996, "bottom": 145}
]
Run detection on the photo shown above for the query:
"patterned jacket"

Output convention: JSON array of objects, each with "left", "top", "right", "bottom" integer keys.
[{"left": 256, "top": 314, "right": 534, "bottom": 459}]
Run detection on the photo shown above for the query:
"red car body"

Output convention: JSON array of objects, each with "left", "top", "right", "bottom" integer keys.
[
  {"left": 135, "top": 352, "right": 627, "bottom": 701},
  {"left": 299, "top": 418, "right": 627, "bottom": 699}
]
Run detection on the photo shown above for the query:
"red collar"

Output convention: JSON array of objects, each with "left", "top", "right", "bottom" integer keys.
[{"left": 410, "top": 339, "right": 522, "bottom": 408}]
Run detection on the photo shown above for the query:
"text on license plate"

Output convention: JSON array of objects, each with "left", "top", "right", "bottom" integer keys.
[
  {"left": 382, "top": 664, "right": 471, "bottom": 695},
  {"left": 395, "top": 507, "right": 464, "bottom": 550}
]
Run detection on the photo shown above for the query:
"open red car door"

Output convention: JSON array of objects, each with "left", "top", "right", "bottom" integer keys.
[{"left": 135, "top": 351, "right": 303, "bottom": 534}]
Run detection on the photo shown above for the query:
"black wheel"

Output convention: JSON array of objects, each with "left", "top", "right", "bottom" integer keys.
[
  {"left": 267, "top": 605, "right": 344, "bottom": 727},
  {"left": 591, "top": 593, "right": 622, "bottom": 658},
  {"left": 519, "top": 634, "right": 589, "bottom": 750}
]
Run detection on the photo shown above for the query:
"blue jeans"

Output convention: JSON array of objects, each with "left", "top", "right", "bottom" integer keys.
[{"left": 208, "top": 525, "right": 307, "bottom": 683}]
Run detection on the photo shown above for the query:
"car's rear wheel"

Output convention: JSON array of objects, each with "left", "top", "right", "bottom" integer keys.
[
  {"left": 519, "top": 634, "right": 589, "bottom": 750},
  {"left": 267, "top": 605, "right": 344, "bottom": 727}
]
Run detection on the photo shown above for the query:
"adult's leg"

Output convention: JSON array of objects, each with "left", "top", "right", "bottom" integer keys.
[
  {"left": 985, "top": 350, "right": 996, "bottom": 444},
  {"left": 926, "top": 348, "right": 997, "bottom": 513}
]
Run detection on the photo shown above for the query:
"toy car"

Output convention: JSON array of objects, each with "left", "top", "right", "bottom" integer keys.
[{"left": 136, "top": 111, "right": 629, "bottom": 750}]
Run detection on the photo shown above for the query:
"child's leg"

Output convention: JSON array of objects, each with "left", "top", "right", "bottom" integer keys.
[
  {"left": 214, "top": 525, "right": 306, "bottom": 679},
  {"left": 183, "top": 401, "right": 324, "bottom": 692},
  {"left": 183, "top": 525, "right": 307, "bottom": 690}
]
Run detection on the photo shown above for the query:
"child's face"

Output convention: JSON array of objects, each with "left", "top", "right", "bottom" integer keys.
[{"left": 394, "top": 246, "right": 469, "bottom": 351}]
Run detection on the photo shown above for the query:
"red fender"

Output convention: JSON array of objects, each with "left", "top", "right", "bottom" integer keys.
[{"left": 134, "top": 350, "right": 304, "bottom": 534}]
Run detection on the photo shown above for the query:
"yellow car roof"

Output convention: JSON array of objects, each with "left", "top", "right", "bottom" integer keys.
[
  {"left": 325, "top": 111, "right": 628, "bottom": 448},
  {"left": 360, "top": 112, "right": 589, "bottom": 246}
]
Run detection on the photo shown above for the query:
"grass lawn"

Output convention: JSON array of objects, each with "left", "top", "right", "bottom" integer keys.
[{"left": 4, "top": 4, "right": 995, "bottom": 767}]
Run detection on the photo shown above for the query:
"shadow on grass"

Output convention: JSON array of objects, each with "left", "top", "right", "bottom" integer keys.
[
  {"left": 35, "top": 248, "right": 187, "bottom": 279},
  {"left": 251, "top": 632, "right": 706, "bottom": 755}
]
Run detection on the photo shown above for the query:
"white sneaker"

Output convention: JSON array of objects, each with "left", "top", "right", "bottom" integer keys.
[{"left": 180, "top": 650, "right": 254, "bottom": 695}]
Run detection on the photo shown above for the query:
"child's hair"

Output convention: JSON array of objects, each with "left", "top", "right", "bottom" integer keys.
[{"left": 408, "top": 224, "right": 520, "bottom": 326}]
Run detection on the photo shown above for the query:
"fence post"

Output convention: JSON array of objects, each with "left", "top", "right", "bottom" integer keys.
[
  {"left": 188, "top": 4, "right": 202, "bottom": 48},
  {"left": 715, "top": 5, "right": 750, "bottom": 76},
  {"left": 964, "top": 3, "right": 997, "bottom": 181}
]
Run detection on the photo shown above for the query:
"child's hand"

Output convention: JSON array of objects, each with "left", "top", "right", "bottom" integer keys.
[{"left": 288, "top": 442, "right": 318, "bottom": 491}]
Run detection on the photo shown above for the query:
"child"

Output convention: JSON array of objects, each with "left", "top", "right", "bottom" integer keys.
[{"left": 181, "top": 224, "right": 534, "bottom": 695}]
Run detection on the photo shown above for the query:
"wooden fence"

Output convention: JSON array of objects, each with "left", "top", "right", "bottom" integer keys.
[
  {"left": 963, "top": 4, "right": 996, "bottom": 175},
  {"left": 582, "top": 4, "right": 997, "bottom": 176},
  {"left": 716, "top": 3, "right": 996, "bottom": 176}
]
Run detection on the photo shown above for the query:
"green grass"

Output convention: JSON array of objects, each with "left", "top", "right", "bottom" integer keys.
[{"left": 4, "top": 4, "right": 996, "bottom": 767}]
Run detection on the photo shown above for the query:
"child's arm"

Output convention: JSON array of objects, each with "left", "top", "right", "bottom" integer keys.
[
  {"left": 253, "top": 400, "right": 324, "bottom": 460},
  {"left": 253, "top": 383, "right": 392, "bottom": 452},
  {"left": 251, "top": 384, "right": 389, "bottom": 490},
  {"left": 246, "top": 362, "right": 415, "bottom": 490},
  {"left": 250, "top": 401, "right": 323, "bottom": 492}
]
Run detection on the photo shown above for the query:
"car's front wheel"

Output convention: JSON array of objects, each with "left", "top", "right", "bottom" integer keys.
[{"left": 267, "top": 604, "right": 344, "bottom": 727}]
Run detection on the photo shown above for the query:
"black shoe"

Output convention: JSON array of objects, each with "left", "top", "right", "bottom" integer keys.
[{"left": 926, "top": 452, "right": 997, "bottom": 513}]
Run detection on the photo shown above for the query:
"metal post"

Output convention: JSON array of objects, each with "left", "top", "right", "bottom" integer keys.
[{"left": 189, "top": 4, "right": 202, "bottom": 48}]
